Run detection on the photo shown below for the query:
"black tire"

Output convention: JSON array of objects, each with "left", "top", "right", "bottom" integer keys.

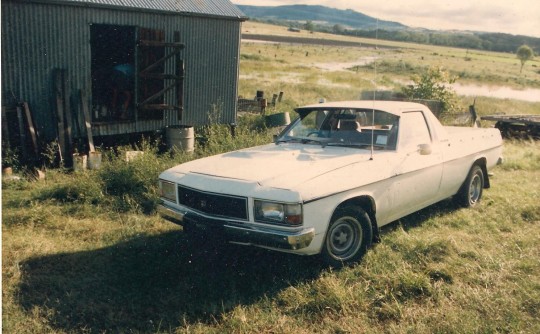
[
  {"left": 455, "top": 165, "right": 484, "bottom": 207},
  {"left": 321, "top": 206, "right": 373, "bottom": 267}
]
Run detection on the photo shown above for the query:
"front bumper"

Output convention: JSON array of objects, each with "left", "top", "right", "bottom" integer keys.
[{"left": 157, "top": 204, "right": 314, "bottom": 250}]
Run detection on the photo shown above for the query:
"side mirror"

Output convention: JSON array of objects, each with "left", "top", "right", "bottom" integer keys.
[{"left": 418, "top": 144, "right": 432, "bottom": 155}]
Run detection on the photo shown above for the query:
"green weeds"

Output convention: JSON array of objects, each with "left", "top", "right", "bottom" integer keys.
[{"left": 3, "top": 115, "right": 274, "bottom": 217}]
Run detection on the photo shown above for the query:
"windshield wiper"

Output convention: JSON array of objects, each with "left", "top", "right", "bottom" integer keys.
[
  {"left": 275, "top": 138, "right": 293, "bottom": 144},
  {"left": 276, "top": 137, "right": 328, "bottom": 147},
  {"left": 300, "top": 137, "right": 330, "bottom": 147}
]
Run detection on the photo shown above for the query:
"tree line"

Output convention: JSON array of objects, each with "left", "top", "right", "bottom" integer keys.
[
  {"left": 252, "top": 18, "right": 539, "bottom": 54},
  {"left": 344, "top": 29, "right": 540, "bottom": 54}
]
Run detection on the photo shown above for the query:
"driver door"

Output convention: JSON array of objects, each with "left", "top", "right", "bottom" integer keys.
[{"left": 387, "top": 111, "right": 444, "bottom": 221}]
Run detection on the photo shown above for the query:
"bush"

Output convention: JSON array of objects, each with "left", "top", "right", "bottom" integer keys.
[
  {"left": 240, "top": 53, "right": 267, "bottom": 61},
  {"left": 1, "top": 145, "right": 21, "bottom": 170},
  {"left": 32, "top": 172, "right": 104, "bottom": 205},
  {"left": 98, "top": 141, "right": 179, "bottom": 213},
  {"left": 18, "top": 114, "right": 274, "bottom": 215},
  {"left": 196, "top": 103, "right": 273, "bottom": 156},
  {"left": 402, "top": 66, "right": 458, "bottom": 112}
]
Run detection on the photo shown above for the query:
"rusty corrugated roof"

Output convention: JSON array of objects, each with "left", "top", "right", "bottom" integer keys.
[{"left": 15, "top": 0, "right": 247, "bottom": 19}]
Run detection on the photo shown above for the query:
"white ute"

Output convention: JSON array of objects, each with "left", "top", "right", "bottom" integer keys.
[{"left": 158, "top": 101, "right": 503, "bottom": 266}]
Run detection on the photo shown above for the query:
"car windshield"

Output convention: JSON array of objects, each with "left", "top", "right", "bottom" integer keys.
[{"left": 277, "top": 107, "right": 399, "bottom": 150}]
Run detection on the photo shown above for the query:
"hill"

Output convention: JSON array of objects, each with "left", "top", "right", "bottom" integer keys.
[{"left": 237, "top": 4, "right": 406, "bottom": 30}]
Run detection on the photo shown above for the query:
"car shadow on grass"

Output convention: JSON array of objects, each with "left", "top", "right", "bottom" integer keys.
[{"left": 18, "top": 231, "right": 324, "bottom": 332}]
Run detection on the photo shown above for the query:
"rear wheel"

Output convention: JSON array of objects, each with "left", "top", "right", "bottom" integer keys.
[
  {"left": 321, "top": 206, "right": 373, "bottom": 267},
  {"left": 455, "top": 165, "right": 484, "bottom": 207}
]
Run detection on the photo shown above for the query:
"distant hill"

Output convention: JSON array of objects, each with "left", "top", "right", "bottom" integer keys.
[
  {"left": 237, "top": 4, "right": 540, "bottom": 54},
  {"left": 237, "top": 5, "right": 407, "bottom": 30}
]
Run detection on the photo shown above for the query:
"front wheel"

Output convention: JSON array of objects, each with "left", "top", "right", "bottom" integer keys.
[
  {"left": 455, "top": 165, "right": 484, "bottom": 207},
  {"left": 321, "top": 206, "right": 373, "bottom": 267}
]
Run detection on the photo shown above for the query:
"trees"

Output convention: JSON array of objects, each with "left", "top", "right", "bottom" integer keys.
[
  {"left": 332, "top": 24, "right": 344, "bottom": 34},
  {"left": 516, "top": 44, "right": 534, "bottom": 74},
  {"left": 303, "top": 20, "right": 315, "bottom": 32}
]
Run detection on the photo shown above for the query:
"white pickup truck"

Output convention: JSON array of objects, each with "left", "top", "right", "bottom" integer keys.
[{"left": 158, "top": 101, "right": 503, "bottom": 266}]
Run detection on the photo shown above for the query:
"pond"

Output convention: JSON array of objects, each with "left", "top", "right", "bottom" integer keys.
[{"left": 451, "top": 84, "right": 540, "bottom": 102}]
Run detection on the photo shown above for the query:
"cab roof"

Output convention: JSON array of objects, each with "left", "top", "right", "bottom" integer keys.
[{"left": 295, "top": 100, "right": 430, "bottom": 117}]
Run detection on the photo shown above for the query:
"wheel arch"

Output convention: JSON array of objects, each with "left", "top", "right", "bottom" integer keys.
[
  {"left": 472, "top": 157, "right": 490, "bottom": 188},
  {"left": 332, "top": 195, "right": 380, "bottom": 242}
]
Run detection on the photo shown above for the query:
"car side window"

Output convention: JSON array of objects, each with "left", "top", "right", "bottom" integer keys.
[{"left": 399, "top": 111, "right": 431, "bottom": 149}]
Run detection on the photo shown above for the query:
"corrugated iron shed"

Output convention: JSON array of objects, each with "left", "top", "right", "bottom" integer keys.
[{"left": 2, "top": 0, "right": 247, "bottom": 146}]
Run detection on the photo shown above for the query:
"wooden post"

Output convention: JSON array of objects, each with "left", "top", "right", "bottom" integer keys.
[
  {"left": 175, "top": 31, "right": 184, "bottom": 121},
  {"left": 54, "top": 69, "right": 66, "bottom": 161},
  {"left": 1, "top": 107, "right": 10, "bottom": 148},
  {"left": 22, "top": 102, "right": 39, "bottom": 155},
  {"left": 62, "top": 69, "right": 73, "bottom": 153},
  {"left": 80, "top": 90, "right": 95, "bottom": 152},
  {"left": 16, "top": 105, "right": 27, "bottom": 158},
  {"left": 260, "top": 98, "right": 268, "bottom": 115},
  {"left": 271, "top": 94, "right": 278, "bottom": 107}
]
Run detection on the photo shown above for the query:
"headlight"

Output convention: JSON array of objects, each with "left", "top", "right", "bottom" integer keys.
[
  {"left": 254, "top": 200, "right": 302, "bottom": 226},
  {"left": 159, "top": 179, "right": 177, "bottom": 203}
]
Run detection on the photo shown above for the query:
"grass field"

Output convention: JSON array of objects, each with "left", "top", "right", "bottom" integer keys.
[
  {"left": 239, "top": 22, "right": 540, "bottom": 114},
  {"left": 2, "top": 21, "right": 540, "bottom": 333}
]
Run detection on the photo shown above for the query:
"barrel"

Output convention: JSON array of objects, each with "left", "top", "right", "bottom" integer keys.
[
  {"left": 166, "top": 125, "right": 195, "bottom": 153},
  {"left": 265, "top": 112, "right": 291, "bottom": 127}
]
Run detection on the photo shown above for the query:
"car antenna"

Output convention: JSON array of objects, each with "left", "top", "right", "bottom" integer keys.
[{"left": 370, "top": 18, "right": 379, "bottom": 161}]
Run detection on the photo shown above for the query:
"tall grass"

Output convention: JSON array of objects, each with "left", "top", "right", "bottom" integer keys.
[{"left": 3, "top": 134, "right": 539, "bottom": 334}]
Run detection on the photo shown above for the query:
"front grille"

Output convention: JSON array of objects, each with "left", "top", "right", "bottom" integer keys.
[{"left": 177, "top": 185, "right": 248, "bottom": 220}]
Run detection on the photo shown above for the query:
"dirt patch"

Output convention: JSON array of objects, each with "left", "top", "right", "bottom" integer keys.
[{"left": 314, "top": 57, "right": 378, "bottom": 71}]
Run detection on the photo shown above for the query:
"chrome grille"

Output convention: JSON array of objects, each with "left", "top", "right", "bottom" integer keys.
[{"left": 177, "top": 185, "right": 248, "bottom": 220}]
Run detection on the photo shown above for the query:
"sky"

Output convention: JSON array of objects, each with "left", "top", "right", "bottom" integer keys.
[{"left": 232, "top": 0, "right": 540, "bottom": 38}]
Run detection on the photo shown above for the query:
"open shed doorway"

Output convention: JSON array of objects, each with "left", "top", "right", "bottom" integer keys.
[{"left": 91, "top": 24, "right": 136, "bottom": 122}]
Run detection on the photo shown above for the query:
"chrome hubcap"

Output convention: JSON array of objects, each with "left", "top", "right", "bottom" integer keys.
[
  {"left": 469, "top": 174, "right": 482, "bottom": 204},
  {"left": 328, "top": 216, "right": 362, "bottom": 260}
]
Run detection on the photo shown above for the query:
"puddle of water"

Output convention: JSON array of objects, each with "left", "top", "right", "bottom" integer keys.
[
  {"left": 451, "top": 84, "right": 540, "bottom": 102},
  {"left": 396, "top": 80, "right": 539, "bottom": 102}
]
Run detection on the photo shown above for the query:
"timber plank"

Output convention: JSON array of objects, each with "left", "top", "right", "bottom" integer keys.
[{"left": 80, "top": 90, "right": 95, "bottom": 152}]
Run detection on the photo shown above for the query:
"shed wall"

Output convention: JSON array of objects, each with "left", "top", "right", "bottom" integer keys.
[{"left": 1, "top": 1, "right": 242, "bottom": 139}]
